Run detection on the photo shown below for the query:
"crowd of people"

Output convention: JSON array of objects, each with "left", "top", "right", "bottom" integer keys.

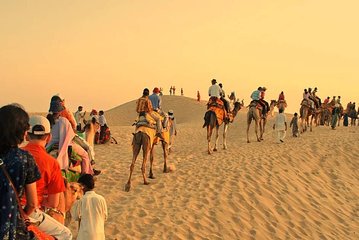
[{"left": 0, "top": 95, "right": 110, "bottom": 239}]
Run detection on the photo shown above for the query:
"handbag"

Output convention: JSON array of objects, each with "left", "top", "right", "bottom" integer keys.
[{"left": 0, "top": 158, "right": 55, "bottom": 240}]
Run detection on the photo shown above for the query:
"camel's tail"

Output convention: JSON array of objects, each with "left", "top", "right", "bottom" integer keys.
[{"left": 203, "top": 111, "right": 216, "bottom": 128}]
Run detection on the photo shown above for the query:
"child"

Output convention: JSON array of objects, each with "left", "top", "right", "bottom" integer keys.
[
  {"left": 71, "top": 174, "right": 108, "bottom": 240},
  {"left": 273, "top": 108, "right": 287, "bottom": 143},
  {"left": 290, "top": 113, "right": 299, "bottom": 137}
]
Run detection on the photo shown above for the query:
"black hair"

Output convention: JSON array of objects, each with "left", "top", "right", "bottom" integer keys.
[
  {"left": 78, "top": 174, "right": 95, "bottom": 190},
  {"left": 99, "top": 110, "right": 104, "bottom": 115},
  {"left": 143, "top": 88, "right": 150, "bottom": 96},
  {"left": 46, "top": 112, "right": 60, "bottom": 127},
  {"left": 0, "top": 104, "right": 29, "bottom": 153}
]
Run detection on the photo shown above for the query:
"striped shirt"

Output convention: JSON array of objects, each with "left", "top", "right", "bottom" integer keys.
[{"left": 136, "top": 96, "right": 153, "bottom": 113}]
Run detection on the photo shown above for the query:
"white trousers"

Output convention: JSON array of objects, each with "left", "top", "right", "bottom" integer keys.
[
  {"left": 276, "top": 130, "right": 286, "bottom": 142},
  {"left": 29, "top": 209, "right": 72, "bottom": 240}
]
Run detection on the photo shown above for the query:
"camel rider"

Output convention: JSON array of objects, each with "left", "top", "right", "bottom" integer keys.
[
  {"left": 312, "top": 87, "right": 322, "bottom": 107},
  {"left": 329, "top": 96, "right": 336, "bottom": 107},
  {"left": 136, "top": 88, "right": 163, "bottom": 139},
  {"left": 302, "top": 89, "right": 314, "bottom": 109},
  {"left": 219, "top": 83, "right": 230, "bottom": 115},
  {"left": 278, "top": 91, "right": 285, "bottom": 101},
  {"left": 149, "top": 87, "right": 168, "bottom": 129},
  {"left": 323, "top": 96, "right": 330, "bottom": 105},
  {"left": 259, "top": 87, "right": 270, "bottom": 117},
  {"left": 250, "top": 87, "right": 266, "bottom": 114},
  {"left": 308, "top": 88, "right": 317, "bottom": 108},
  {"left": 208, "top": 79, "right": 224, "bottom": 108}
]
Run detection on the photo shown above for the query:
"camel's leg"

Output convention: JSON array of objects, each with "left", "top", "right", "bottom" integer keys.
[
  {"left": 125, "top": 141, "right": 142, "bottom": 192},
  {"left": 141, "top": 142, "right": 150, "bottom": 185},
  {"left": 255, "top": 120, "right": 261, "bottom": 142},
  {"left": 213, "top": 125, "right": 220, "bottom": 151},
  {"left": 260, "top": 118, "right": 266, "bottom": 140},
  {"left": 223, "top": 123, "right": 228, "bottom": 150},
  {"left": 207, "top": 126, "right": 213, "bottom": 154},
  {"left": 149, "top": 143, "right": 155, "bottom": 179},
  {"left": 247, "top": 119, "right": 252, "bottom": 143},
  {"left": 162, "top": 141, "right": 169, "bottom": 173}
]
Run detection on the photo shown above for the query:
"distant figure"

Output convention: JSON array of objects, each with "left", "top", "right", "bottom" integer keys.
[
  {"left": 168, "top": 110, "right": 177, "bottom": 153},
  {"left": 323, "top": 96, "right": 330, "bottom": 105},
  {"left": 159, "top": 87, "right": 163, "bottom": 96},
  {"left": 71, "top": 174, "right": 108, "bottom": 240},
  {"left": 181, "top": 88, "right": 184, "bottom": 96},
  {"left": 173, "top": 86, "right": 176, "bottom": 95},
  {"left": 169, "top": 86, "right": 173, "bottom": 95},
  {"left": 98, "top": 110, "right": 108, "bottom": 143},
  {"left": 197, "top": 91, "right": 201, "bottom": 102},
  {"left": 273, "top": 108, "right": 287, "bottom": 143},
  {"left": 290, "top": 113, "right": 299, "bottom": 137},
  {"left": 75, "top": 105, "right": 86, "bottom": 131}
]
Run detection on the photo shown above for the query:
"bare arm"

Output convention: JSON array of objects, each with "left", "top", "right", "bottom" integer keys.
[{"left": 24, "top": 182, "right": 38, "bottom": 215}]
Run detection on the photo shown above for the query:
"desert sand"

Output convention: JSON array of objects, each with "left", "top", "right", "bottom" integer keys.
[{"left": 68, "top": 95, "right": 359, "bottom": 239}]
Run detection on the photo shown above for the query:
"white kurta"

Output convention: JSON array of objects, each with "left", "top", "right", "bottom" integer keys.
[{"left": 71, "top": 191, "right": 108, "bottom": 240}]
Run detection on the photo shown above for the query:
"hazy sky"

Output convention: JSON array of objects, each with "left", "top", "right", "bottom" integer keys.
[{"left": 1, "top": 0, "right": 358, "bottom": 114}]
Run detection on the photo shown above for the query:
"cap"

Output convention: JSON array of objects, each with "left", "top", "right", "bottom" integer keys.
[
  {"left": 262, "top": 87, "right": 267, "bottom": 91},
  {"left": 28, "top": 115, "right": 51, "bottom": 135},
  {"left": 153, "top": 87, "right": 160, "bottom": 93}
]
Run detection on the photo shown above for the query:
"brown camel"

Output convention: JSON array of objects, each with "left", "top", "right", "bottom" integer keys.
[
  {"left": 203, "top": 100, "right": 243, "bottom": 154},
  {"left": 299, "top": 104, "right": 316, "bottom": 132},
  {"left": 125, "top": 126, "right": 170, "bottom": 192},
  {"left": 246, "top": 100, "right": 276, "bottom": 143}
]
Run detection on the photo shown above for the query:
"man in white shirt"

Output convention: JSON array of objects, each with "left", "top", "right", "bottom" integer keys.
[
  {"left": 74, "top": 106, "right": 86, "bottom": 131},
  {"left": 273, "top": 108, "right": 287, "bottom": 143},
  {"left": 208, "top": 79, "right": 222, "bottom": 99},
  {"left": 71, "top": 174, "right": 108, "bottom": 240},
  {"left": 98, "top": 110, "right": 108, "bottom": 143}
]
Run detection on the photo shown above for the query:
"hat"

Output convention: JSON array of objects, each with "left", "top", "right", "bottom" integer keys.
[
  {"left": 262, "top": 87, "right": 267, "bottom": 91},
  {"left": 211, "top": 79, "right": 217, "bottom": 83},
  {"left": 28, "top": 115, "right": 51, "bottom": 135},
  {"left": 168, "top": 109, "right": 174, "bottom": 115},
  {"left": 153, "top": 87, "right": 160, "bottom": 93},
  {"left": 49, "top": 99, "right": 64, "bottom": 113},
  {"left": 90, "top": 109, "right": 98, "bottom": 115}
]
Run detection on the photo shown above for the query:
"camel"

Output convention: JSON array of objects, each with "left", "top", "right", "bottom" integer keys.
[
  {"left": 246, "top": 100, "right": 276, "bottom": 143},
  {"left": 299, "top": 103, "right": 316, "bottom": 133},
  {"left": 125, "top": 121, "right": 171, "bottom": 192},
  {"left": 203, "top": 100, "right": 244, "bottom": 154},
  {"left": 45, "top": 181, "right": 83, "bottom": 226},
  {"left": 347, "top": 106, "right": 358, "bottom": 126}
]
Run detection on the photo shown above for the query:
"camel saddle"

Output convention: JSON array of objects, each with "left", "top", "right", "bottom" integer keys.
[{"left": 206, "top": 98, "right": 227, "bottom": 125}]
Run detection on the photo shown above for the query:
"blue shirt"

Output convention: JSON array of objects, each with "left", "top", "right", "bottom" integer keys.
[
  {"left": 251, "top": 90, "right": 260, "bottom": 101},
  {"left": 149, "top": 93, "right": 161, "bottom": 110},
  {"left": 0, "top": 148, "right": 41, "bottom": 240}
]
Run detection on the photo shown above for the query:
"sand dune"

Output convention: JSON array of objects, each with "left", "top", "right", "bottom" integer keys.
[{"left": 68, "top": 95, "right": 359, "bottom": 240}]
